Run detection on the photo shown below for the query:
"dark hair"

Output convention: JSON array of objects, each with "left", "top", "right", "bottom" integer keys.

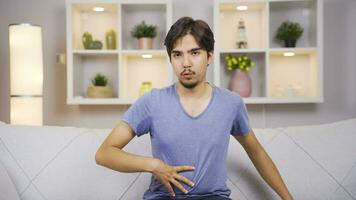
[{"left": 164, "top": 17, "right": 215, "bottom": 58}]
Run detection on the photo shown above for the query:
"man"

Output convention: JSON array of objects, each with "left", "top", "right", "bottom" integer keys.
[{"left": 95, "top": 17, "right": 294, "bottom": 200}]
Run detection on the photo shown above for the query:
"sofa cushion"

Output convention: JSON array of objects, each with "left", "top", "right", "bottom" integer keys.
[{"left": 0, "top": 161, "right": 21, "bottom": 200}]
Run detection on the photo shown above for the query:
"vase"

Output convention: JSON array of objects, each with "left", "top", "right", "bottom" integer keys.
[
  {"left": 86, "top": 86, "right": 113, "bottom": 98},
  {"left": 105, "top": 30, "right": 116, "bottom": 49},
  {"left": 228, "top": 69, "right": 252, "bottom": 97},
  {"left": 284, "top": 39, "right": 296, "bottom": 47},
  {"left": 139, "top": 81, "right": 152, "bottom": 97},
  {"left": 138, "top": 37, "right": 153, "bottom": 49}
]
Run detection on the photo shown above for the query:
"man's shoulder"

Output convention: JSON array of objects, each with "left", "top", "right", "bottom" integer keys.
[
  {"left": 151, "top": 84, "right": 174, "bottom": 96},
  {"left": 142, "top": 84, "right": 174, "bottom": 104},
  {"left": 214, "top": 85, "right": 243, "bottom": 102}
]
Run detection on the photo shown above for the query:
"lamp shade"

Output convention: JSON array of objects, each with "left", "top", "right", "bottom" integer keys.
[
  {"left": 9, "top": 24, "right": 43, "bottom": 95},
  {"left": 9, "top": 24, "right": 43, "bottom": 125}
]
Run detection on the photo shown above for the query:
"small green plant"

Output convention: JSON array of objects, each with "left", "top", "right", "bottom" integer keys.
[
  {"left": 225, "top": 54, "right": 255, "bottom": 72},
  {"left": 91, "top": 73, "right": 108, "bottom": 86},
  {"left": 275, "top": 21, "right": 304, "bottom": 41},
  {"left": 131, "top": 21, "right": 157, "bottom": 38}
]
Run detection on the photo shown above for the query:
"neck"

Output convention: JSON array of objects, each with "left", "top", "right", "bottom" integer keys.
[{"left": 176, "top": 81, "right": 211, "bottom": 99}]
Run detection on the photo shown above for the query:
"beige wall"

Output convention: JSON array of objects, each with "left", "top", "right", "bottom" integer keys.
[{"left": 1, "top": 0, "right": 355, "bottom": 129}]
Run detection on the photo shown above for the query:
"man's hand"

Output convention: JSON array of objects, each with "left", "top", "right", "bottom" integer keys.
[{"left": 151, "top": 159, "right": 195, "bottom": 197}]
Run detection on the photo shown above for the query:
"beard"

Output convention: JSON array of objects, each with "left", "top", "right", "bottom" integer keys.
[{"left": 179, "top": 79, "right": 198, "bottom": 89}]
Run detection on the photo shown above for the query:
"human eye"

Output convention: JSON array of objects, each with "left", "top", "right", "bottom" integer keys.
[
  {"left": 192, "top": 51, "right": 200, "bottom": 56},
  {"left": 172, "top": 52, "right": 181, "bottom": 58}
]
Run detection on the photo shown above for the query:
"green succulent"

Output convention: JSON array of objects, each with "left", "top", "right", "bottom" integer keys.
[
  {"left": 131, "top": 21, "right": 157, "bottom": 38},
  {"left": 275, "top": 21, "right": 304, "bottom": 41},
  {"left": 225, "top": 54, "right": 255, "bottom": 72},
  {"left": 91, "top": 73, "right": 108, "bottom": 86}
]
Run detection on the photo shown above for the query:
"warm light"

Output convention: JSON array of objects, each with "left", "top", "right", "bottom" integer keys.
[
  {"left": 11, "top": 97, "right": 42, "bottom": 126},
  {"left": 236, "top": 5, "right": 248, "bottom": 11},
  {"left": 9, "top": 24, "right": 43, "bottom": 125},
  {"left": 93, "top": 7, "right": 105, "bottom": 12},
  {"left": 283, "top": 52, "right": 295, "bottom": 57},
  {"left": 9, "top": 24, "right": 43, "bottom": 95},
  {"left": 142, "top": 54, "right": 153, "bottom": 59}
]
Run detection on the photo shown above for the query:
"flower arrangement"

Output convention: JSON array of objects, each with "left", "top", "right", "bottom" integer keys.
[{"left": 225, "top": 54, "right": 255, "bottom": 72}]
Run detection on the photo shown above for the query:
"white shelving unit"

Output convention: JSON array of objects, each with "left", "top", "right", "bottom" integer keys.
[
  {"left": 214, "top": 0, "right": 323, "bottom": 104},
  {"left": 66, "top": 0, "right": 172, "bottom": 105}
]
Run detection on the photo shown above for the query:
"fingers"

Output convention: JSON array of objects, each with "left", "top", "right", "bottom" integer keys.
[
  {"left": 163, "top": 181, "right": 175, "bottom": 197},
  {"left": 170, "top": 178, "right": 188, "bottom": 194},
  {"left": 174, "top": 174, "right": 195, "bottom": 187},
  {"left": 173, "top": 165, "right": 195, "bottom": 172}
]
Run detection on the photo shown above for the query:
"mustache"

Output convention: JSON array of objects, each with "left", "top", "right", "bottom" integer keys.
[{"left": 181, "top": 69, "right": 195, "bottom": 76}]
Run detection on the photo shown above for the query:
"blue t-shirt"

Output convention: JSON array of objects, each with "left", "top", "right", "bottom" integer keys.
[{"left": 122, "top": 82, "right": 251, "bottom": 200}]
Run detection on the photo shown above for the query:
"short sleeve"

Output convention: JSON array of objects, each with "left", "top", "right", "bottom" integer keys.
[
  {"left": 121, "top": 92, "right": 152, "bottom": 137},
  {"left": 230, "top": 98, "right": 251, "bottom": 136}
]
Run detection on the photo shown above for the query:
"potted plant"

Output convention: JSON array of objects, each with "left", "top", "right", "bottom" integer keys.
[
  {"left": 131, "top": 21, "right": 157, "bottom": 49},
  {"left": 225, "top": 54, "right": 255, "bottom": 97},
  {"left": 86, "top": 73, "right": 113, "bottom": 98},
  {"left": 275, "top": 21, "right": 304, "bottom": 48}
]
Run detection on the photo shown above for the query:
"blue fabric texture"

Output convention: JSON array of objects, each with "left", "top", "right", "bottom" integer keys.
[{"left": 122, "top": 82, "right": 250, "bottom": 200}]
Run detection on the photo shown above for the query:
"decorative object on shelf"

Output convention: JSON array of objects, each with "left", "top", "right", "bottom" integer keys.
[
  {"left": 275, "top": 21, "right": 304, "bottom": 48},
  {"left": 271, "top": 82, "right": 305, "bottom": 97},
  {"left": 105, "top": 29, "right": 116, "bottom": 49},
  {"left": 86, "top": 73, "right": 113, "bottom": 98},
  {"left": 225, "top": 54, "right": 255, "bottom": 97},
  {"left": 82, "top": 32, "right": 103, "bottom": 49},
  {"left": 9, "top": 23, "right": 43, "bottom": 126},
  {"left": 236, "top": 18, "right": 248, "bottom": 49},
  {"left": 131, "top": 21, "right": 157, "bottom": 49},
  {"left": 271, "top": 84, "right": 284, "bottom": 97},
  {"left": 139, "top": 81, "right": 152, "bottom": 97}
]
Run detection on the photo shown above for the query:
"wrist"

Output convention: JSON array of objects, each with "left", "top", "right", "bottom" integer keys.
[{"left": 146, "top": 158, "right": 161, "bottom": 173}]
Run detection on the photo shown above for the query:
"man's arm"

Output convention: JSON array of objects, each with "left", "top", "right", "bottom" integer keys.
[
  {"left": 233, "top": 129, "right": 294, "bottom": 200},
  {"left": 95, "top": 121, "right": 159, "bottom": 173},
  {"left": 95, "top": 121, "right": 196, "bottom": 196}
]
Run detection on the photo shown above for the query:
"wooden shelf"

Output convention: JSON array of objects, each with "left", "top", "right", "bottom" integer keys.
[
  {"left": 73, "top": 49, "right": 119, "bottom": 55},
  {"left": 66, "top": 0, "right": 172, "bottom": 105},
  {"left": 214, "top": 0, "right": 323, "bottom": 104}
]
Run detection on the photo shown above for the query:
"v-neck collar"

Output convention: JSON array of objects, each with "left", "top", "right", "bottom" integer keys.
[{"left": 173, "top": 82, "right": 215, "bottom": 120}]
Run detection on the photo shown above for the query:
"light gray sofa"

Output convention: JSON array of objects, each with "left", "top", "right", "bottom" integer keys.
[{"left": 0, "top": 118, "right": 355, "bottom": 200}]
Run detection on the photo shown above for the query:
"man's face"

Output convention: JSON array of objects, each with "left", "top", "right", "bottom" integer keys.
[{"left": 170, "top": 34, "right": 213, "bottom": 89}]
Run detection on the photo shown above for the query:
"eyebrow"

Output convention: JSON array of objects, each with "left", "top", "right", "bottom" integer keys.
[{"left": 171, "top": 48, "right": 203, "bottom": 54}]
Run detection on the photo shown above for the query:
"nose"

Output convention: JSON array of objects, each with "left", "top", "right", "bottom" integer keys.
[{"left": 182, "top": 54, "right": 191, "bottom": 68}]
